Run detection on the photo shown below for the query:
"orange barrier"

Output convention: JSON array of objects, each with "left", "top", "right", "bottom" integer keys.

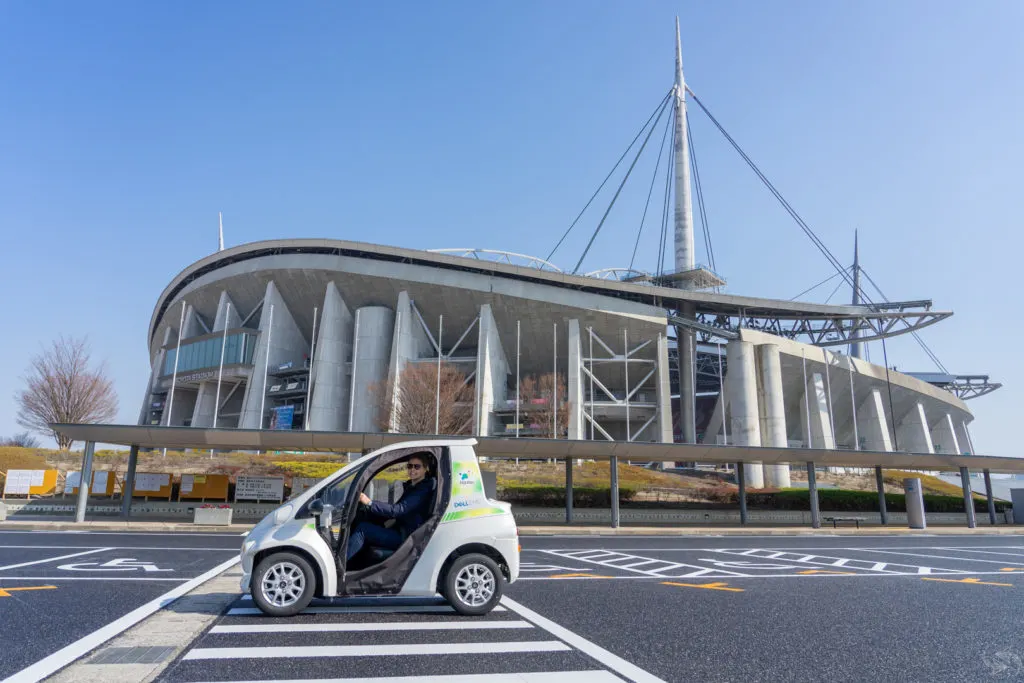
[{"left": 178, "top": 474, "right": 230, "bottom": 502}]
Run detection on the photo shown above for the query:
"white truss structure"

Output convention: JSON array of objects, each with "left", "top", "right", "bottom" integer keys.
[{"left": 582, "top": 327, "right": 660, "bottom": 443}]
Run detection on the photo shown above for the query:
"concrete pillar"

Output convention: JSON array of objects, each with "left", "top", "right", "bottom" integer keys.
[
  {"left": 164, "top": 389, "right": 197, "bottom": 427},
  {"left": 875, "top": 465, "right": 888, "bottom": 525},
  {"left": 75, "top": 441, "right": 95, "bottom": 523},
  {"left": 960, "top": 467, "right": 976, "bottom": 529},
  {"left": 726, "top": 340, "right": 763, "bottom": 488},
  {"left": 565, "top": 458, "right": 574, "bottom": 524},
  {"left": 212, "top": 291, "right": 242, "bottom": 332},
  {"left": 239, "top": 281, "right": 309, "bottom": 429},
  {"left": 309, "top": 282, "right": 353, "bottom": 432},
  {"left": 120, "top": 445, "right": 139, "bottom": 518},
  {"left": 983, "top": 469, "right": 997, "bottom": 525},
  {"left": 801, "top": 373, "right": 835, "bottom": 450},
  {"left": 676, "top": 307, "right": 696, "bottom": 443},
  {"left": 895, "top": 403, "right": 935, "bottom": 454},
  {"left": 138, "top": 327, "right": 174, "bottom": 426},
  {"left": 349, "top": 306, "right": 395, "bottom": 432},
  {"left": 930, "top": 413, "right": 961, "bottom": 454},
  {"left": 566, "top": 320, "right": 586, "bottom": 440},
  {"left": 857, "top": 389, "right": 893, "bottom": 452},
  {"left": 954, "top": 420, "right": 973, "bottom": 455},
  {"left": 190, "top": 381, "right": 218, "bottom": 428},
  {"left": 475, "top": 305, "right": 508, "bottom": 437},
  {"left": 756, "top": 343, "right": 790, "bottom": 488},
  {"left": 181, "top": 304, "right": 205, "bottom": 339},
  {"left": 736, "top": 462, "right": 748, "bottom": 525},
  {"left": 610, "top": 455, "right": 620, "bottom": 528},
  {"left": 386, "top": 292, "right": 432, "bottom": 432},
  {"left": 807, "top": 462, "right": 821, "bottom": 529},
  {"left": 655, "top": 332, "right": 673, "bottom": 445}
]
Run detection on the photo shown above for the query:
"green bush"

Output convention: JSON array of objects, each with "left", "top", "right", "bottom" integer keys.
[
  {"left": 497, "top": 484, "right": 636, "bottom": 507},
  {"left": 743, "top": 489, "right": 1009, "bottom": 513}
]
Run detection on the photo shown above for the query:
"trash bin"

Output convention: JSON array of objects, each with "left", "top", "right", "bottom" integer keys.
[{"left": 904, "top": 478, "right": 926, "bottom": 529}]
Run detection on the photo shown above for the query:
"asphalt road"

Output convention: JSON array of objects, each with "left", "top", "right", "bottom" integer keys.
[
  {"left": 152, "top": 534, "right": 1024, "bottom": 683},
  {"left": 0, "top": 530, "right": 239, "bottom": 682}
]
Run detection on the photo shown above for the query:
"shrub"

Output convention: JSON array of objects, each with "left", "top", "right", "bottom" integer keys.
[{"left": 496, "top": 484, "right": 636, "bottom": 507}]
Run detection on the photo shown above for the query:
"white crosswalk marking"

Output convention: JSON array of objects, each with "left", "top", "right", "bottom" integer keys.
[
  {"left": 543, "top": 549, "right": 744, "bottom": 578},
  {"left": 166, "top": 596, "right": 665, "bottom": 683},
  {"left": 709, "top": 549, "right": 968, "bottom": 575}
]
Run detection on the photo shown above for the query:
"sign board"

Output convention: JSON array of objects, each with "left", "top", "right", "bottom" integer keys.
[
  {"left": 270, "top": 405, "right": 295, "bottom": 430},
  {"left": 235, "top": 476, "right": 285, "bottom": 503},
  {"left": 133, "top": 472, "right": 173, "bottom": 500},
  {"left": 3, "top": 469, "right": 58, "bottom": 497},
  {"left": 66, "top": 470, "right": 117, "bottom": 497},
  {"left": 290, "top": 477, "right": 321, "bottom": 498},
  {"left": 179, "top": 473, "right": 230, "bottom": 501}
]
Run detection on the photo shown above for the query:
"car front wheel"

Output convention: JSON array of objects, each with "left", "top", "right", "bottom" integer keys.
[
  {"left": 443, "top": 553, "right": 504, "bottom": 616},
  {"left": 252, "top": 552, "right": 316, "bottom": 617}
]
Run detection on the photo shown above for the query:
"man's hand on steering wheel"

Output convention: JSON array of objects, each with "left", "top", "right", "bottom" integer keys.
[{"left": 358, "top": 492, "right": 371, "bottom": 506}]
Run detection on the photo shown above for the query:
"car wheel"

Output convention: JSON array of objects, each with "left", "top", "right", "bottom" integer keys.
[
  {"left": 443, "top": 553, "right": 504, "bottom": 616},
  {"left": 252, "top": 552, "right": 316, "bottom": 617}
]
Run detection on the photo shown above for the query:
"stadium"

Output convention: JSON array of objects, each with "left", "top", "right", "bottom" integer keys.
[{"left": 137, "top": 25, "right": 998, "bottom": 489}]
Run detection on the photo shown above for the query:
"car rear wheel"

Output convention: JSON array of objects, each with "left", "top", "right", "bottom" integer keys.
[
  {"left": 252, "top": 552, "right": 316, "bottom": 617},
  {"left": 443, "top": 553, "right": 503, "bottom": 616}
]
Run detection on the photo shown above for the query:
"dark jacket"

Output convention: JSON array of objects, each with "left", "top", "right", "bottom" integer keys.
[{"left": 367, "top": 477, "right": 436, "bottom": 538}]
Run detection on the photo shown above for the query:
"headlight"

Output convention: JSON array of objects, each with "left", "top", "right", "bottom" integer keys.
[{"left": 274, "top": 504, "right": 294, "bottom": 525}]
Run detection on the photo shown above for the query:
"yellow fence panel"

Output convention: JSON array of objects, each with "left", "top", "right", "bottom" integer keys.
[
  {"left": 2, "top": 469, "right": 59, "bottom": 497},
  {"left": 65, "top": 470, "right": 117, "bottom": 497},
  {"left": 178, "top": 474, "right": 230, "bottom": 502},
  {"left": 132, "top": 472, "right": 173, "bottom": 500}
]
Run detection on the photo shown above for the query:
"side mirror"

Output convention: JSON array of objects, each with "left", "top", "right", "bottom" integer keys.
[
  {"left": 317, "top": 503, "right": 335, "bottom": 530},
  {"left": 308, "top": 498, "right": 324, "bottom": 516}
]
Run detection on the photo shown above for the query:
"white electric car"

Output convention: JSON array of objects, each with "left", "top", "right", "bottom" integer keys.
[{"left": 240, "top": 438, "right": 520, "bottom": 617}]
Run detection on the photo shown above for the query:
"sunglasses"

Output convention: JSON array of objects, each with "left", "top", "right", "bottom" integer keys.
[{"left": 406, "top": 463, "right": 424, "bottom": 470}]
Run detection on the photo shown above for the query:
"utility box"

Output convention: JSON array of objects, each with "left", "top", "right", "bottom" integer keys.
[
  {"left": 1011, "top": 489, "right": 1024, "bottom": 525},
  {"left": 904, "top": 478, "right": 926, "bottom": 529}
]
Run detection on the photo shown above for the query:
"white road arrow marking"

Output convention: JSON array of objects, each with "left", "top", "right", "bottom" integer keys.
[{"left": 57, "top": 557, "right": 172, "bottom": 572}]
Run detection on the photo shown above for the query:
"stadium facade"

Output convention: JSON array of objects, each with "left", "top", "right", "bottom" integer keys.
[{"left": 138, "top": 23, "right": 993, "bottom": 488}]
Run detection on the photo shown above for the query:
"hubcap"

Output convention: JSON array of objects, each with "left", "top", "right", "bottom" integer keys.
[
  {"left": 455, "top": 563, "right": 495, "bottom": 607},
  {"left": 260, "top": 561, "right": 305, "bottom": 608}
]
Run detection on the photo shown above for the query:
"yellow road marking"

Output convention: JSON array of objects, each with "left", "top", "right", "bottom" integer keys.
[
  {"left": 1000, "top": 568, "right": 1024, "bottom": 572},
  {"left": 797, "top": 569, "right": 856, "bottom": 575},
  {"left": 0, "top": 585, "right": 57, "bottom": 598},
  {"left": 548, "top": 573, "right": 613, "bottom": 579},
  {"left": 921, "top": 577, "right": 1013, "bottom": 587},
  {"left": 661, "top": 581, "right": 744, "bottom": 593}
]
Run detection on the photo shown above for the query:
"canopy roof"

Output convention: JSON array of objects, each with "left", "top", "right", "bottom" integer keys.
[{"left": 51, "top": 424, "right": 1024, "bottom": 474}]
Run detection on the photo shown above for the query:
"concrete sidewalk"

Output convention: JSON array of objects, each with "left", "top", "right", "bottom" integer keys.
[{"left": 2, "top": 518, "right": 1023, "bottom": 535}]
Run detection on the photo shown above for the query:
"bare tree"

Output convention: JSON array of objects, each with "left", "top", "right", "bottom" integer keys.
[
  {"left": 372, "top": 362, "right": 474, "bottom": 435},
  {"left": 16, "top": 336, "right": 118, "bottom": 450},
  {"left": 0, "top": 431, "right": 41, "bottom": 448},
  {"left": 518, "top": 372, "right": 570, "bottom": 438}
]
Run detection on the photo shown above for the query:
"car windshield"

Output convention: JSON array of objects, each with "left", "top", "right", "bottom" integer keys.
[{"left": 320, "top": 469, "right": 358, "bottom": 509}]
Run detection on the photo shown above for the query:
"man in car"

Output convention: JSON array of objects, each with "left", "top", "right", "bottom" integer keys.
[{"left": 345, "top": 452, "right": 436, "bottom": 563}]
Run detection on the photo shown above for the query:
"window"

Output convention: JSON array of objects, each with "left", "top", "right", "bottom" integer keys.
[{"left": 162, "top": 332, "right": 258, "bottom": 376}]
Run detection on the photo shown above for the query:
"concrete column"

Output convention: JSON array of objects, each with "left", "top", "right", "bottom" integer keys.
[
  {"left": 566, "top": 320, "right": 585, "bottom": 440},
  {"left": 756, "top": 343, "right": 790, "bottom": 488},
  {"left": 960, "top": 466, "right": 976, "bottom": 529},
  {"left": 655, "top": 332, "right": 673, "bottom": 445},
  {"left": 676, "top": 306, "right": 696, "bottom": 443},
  {"left": 895, "top": 403, "right": 935, "bottom": 454},
  {"left": 736, "top": 462, "right": 748, "bottom": 525},
  {"left": 164, "top": 389, "right": 197, "bottom": 427},
  {"left": 807, "top": 462, "right": 821, "bottom": 529},
  {"left": 726, "top": 340, "right": 763, "bottom": 488},
  {"left": 930, "top": 413, "right": 961, "bottom": 454},
  {"left": 610, "top": 455, "right": 620, "bottom": 528},
  {"left": 565, "top": 458, "right": 574, "bottom": 524},
  {"left": 475, "top": 305, "right": 508, "bottom": 437},
  {"left": 75, "top": 441, "right": 96, "bottom": 523},
  {"left": 182, "top": 304, "right": 205, "bottom": 339},
  {"left": 955, "top": 420, "right": 975, "bottom": 455},
  {"left": 875, "top": 465, "right": 888, "bottom": 525},
  {"left": 857, "top": 389, "right": 893, "bottom": 452},
  {"left": 801, "top": 373, "right": 836, "bottom": 450},
  {"left": 190, "top": 381, "right": 218, "bottom": 428},
  {"left": 983, "top": 469, "right": 997, "bottom": 525},
  {"left": 239, "top": 281, "right": 309, "bottom": 429},
  {"left": 386, "top": 292, "right": 432, "bottom": 432},
  {"left": 120, "top": 445, "right": 139, "bottom": 518},
  {"left": 349, "top": 306, "right": 395, "bottom": 432},
  {"left": 309, "top": 282, "right": 353, "bottom": 432},
  {"left": 212, "top": 291, "right": 242, "bottom": 332},
  {"left": 138, "top": 327, "right": 174, "bottom": 426}
]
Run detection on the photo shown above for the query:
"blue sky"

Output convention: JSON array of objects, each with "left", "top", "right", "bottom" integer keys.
[{"left": 0, "top": 1, "right": 1020, "bottom": 454}]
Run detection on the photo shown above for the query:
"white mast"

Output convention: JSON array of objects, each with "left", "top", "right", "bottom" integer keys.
[
  {"left": 218, "top": 212, "right": 225, "bottom": 252},
  {"left": 672, "top": 16, "right": 695, "bottom": 278}
]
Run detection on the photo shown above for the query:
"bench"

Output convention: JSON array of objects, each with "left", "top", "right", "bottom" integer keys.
[{"left": 823, "top": 516, "right": 867, "bottom": 529}]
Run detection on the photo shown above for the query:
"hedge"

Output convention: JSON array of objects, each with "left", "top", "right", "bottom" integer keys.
[{"left": 497, "top": 485, "right": 636, "bottom": 508}]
